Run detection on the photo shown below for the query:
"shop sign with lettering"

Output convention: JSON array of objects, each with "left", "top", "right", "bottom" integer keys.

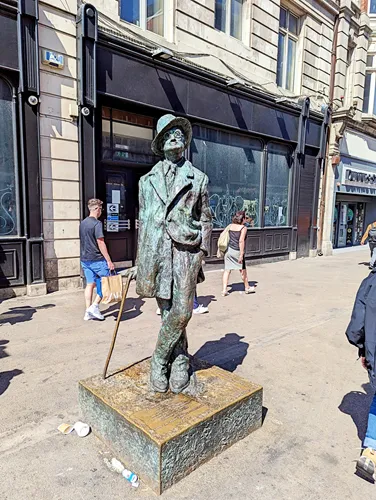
[{"left": 343, "top": 168, "right": 376, "bottom": 188}]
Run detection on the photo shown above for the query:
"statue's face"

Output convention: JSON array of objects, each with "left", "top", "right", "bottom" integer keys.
[{"left": 162, "top": 127, "right": 186, "bottom": 156}]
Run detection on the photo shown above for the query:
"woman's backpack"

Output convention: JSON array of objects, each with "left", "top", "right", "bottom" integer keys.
[{"left": 217, "top": 225, "right": 231, "bottom": 258}]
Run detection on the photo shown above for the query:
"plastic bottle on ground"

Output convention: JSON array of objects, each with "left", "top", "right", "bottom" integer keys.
[{"left": 122, "top": 468, "right": 140, "bottom": 488}]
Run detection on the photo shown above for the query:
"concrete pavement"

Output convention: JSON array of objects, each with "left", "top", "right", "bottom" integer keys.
[{"left": 0, "top": 248, "right": 375, "bottom": 499}]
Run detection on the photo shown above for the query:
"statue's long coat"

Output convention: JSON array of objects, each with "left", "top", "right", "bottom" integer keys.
[{"left": 135, "top": 159, "right": 212, "bottom": 300}]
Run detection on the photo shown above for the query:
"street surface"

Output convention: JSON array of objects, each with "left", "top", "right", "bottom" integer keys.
[{"left": 0, "top": 248, "right": 375, "bottom": 499}]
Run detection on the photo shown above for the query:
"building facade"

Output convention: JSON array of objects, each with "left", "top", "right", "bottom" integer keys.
[
  {"left": 0, "top": 0, "right": 368, "bottom": 294},
  {"left": 319, "top": 1, "right": 375, "bottom": 253},
  {"left": 0, "top": 0, "right": 45, "bottom": 297}
]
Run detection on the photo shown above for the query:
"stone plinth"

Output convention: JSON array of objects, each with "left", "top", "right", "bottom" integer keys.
[{"left": 79, "top": 358, "right": 263, "bottom": 494}]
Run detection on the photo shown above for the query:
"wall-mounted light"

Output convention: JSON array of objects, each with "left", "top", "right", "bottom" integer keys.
[
  {"left": 152, "top": 47, "right": 173, "bottom": 60},
  {"left": 227, "top": 78, "right": 245, "bottom": 88},
  {"left": 81, "top": 107, "right": 90, "bottom": 117},
  {"left": 28, "top": 95, "right": 39, "bottom": 106}
]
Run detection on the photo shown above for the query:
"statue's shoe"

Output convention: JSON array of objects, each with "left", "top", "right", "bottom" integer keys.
[
  {"left": 169, "top": 355, "right": 190, "bottom": 394},
  {"left": 150, "top": 356, "right": 168, "bottom": 393}
]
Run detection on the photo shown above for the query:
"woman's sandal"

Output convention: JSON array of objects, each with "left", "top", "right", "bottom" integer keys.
[
  {"left": 245, "top": 287, "right": 256, "bottom": 294},
  {"left": 221, "top": 291, "right": 229, "bottom": 297}
]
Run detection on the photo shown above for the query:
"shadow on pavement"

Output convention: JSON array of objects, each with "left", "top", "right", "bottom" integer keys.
[
  {"left": 104, "top": 297, "right": 145, "bottom": 321},
  {"left": 339, "top": 383, "right": 374, "bottom": 442},
  {"left": 0, "top": 339, "right": 9, "bottom": 359},
  {"left": 0, "top": 304, "right": 56, "bottom": 326},
  {"left": 0, "top": 369, "right": 23, "bottom": 396},
  {"left": 230, "top": 281, "right": 258, "bottom": 292},
  {"left": 359, "top": 262, "right": 371, "bottom": 266},
  {"left": 196, "top": 294, "right": 216, "bottom": 307},
  {"left": 193, "top": 333, "right": 249, "bottom": 372}
]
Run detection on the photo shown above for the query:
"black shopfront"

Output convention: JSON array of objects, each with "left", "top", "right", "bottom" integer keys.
[
  {"left": 0, "top": 0, "right": 44, "bottom": 292},
  {"left": 78, "top": 6, "right": 327, "bottom": 267}
]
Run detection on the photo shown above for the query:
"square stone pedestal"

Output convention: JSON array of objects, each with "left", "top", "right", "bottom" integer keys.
[{"left": 79, "top": 358, "right": 262, "bottom": 494}]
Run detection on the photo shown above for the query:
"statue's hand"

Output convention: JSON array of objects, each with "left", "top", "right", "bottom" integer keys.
[{"left": 119, "top": 266, "right": 137, "bottom": 281}]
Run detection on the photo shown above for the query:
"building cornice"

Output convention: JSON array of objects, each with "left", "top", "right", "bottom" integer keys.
[{"left": 0, "top": 0, "right": 17, "bottom": 16}]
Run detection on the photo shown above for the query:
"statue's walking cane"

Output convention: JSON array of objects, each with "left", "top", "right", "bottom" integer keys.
[{"left": 103, "top": 276, "right": 131, "bottom": 379}]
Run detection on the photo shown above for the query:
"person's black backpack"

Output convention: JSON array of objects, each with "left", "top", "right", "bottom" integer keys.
[{"left": 369, "top": 224, "right": 376, "bottom": 242}]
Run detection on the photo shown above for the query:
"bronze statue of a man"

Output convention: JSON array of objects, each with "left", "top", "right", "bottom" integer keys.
[{"left": 126, "top": 114, "right": 212, "bottom": 394}]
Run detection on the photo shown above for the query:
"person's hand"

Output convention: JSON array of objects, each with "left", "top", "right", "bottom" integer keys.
[
  {"left": 361, "top": 356, "right": 368, "bottom": 370},
  {"left": 107, "top": 260, "right": 115, "bottom": 271},
  {"left": 361, "top": 241, "right": 365, "bottom": 246},
  {"left": 119, "top": 266, "right": 138, "bottom": 281},
  {"left": 238, "top": 254, "right": 244, "bottom": 264}
]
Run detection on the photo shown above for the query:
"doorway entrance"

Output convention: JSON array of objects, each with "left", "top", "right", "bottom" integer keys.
[
  {"left": 333, "top": 201, "right": 365, "bottom": 248},
  {"left": 103, "top": 165, "right": 151, "bottom": 266}
]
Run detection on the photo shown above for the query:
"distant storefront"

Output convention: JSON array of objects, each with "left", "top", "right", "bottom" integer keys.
[
  {"left": 77, "top": 6, "right": 327, "bottom": 268},
  {"left": 333, "top": 130, "right": 376, "bottom": 248}
]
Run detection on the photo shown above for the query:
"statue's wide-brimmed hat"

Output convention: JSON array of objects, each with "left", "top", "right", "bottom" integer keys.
[{"left": 151, "top": 114, "right": 192, "bottom": 156}]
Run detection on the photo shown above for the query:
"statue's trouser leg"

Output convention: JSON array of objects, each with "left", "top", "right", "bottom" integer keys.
[{"left": 152, "top": 247, "right": 202, "bottom": 391}]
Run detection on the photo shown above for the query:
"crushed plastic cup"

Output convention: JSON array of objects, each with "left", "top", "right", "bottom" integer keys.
[{"left": 74, "top": 421, "right": 90, "bottom": 437}]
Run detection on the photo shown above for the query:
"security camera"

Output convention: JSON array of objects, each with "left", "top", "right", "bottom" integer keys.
[
  {"left": 28, "top": 95, "right": 38, "bottom": 106},
  {"left": 81, "top": 107, "right": 90, "bottom": 116}
]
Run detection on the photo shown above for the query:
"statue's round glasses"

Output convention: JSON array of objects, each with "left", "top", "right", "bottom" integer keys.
[{"left": 163, "top": 129, "right": 184, "bottom": 141}]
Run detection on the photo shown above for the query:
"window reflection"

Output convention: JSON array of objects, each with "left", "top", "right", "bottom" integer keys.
[
  {"left": 264, "top": 143, "right": 291, "bottom": 227},
  {"left": 0, "top": 78, "right": 17, "bottom": 236},
  {"left": 192, "top": 127, "right": 262, "bottom": 228},
  {"left": 101, "top": 108, "right": 157, "bottom": 164}
]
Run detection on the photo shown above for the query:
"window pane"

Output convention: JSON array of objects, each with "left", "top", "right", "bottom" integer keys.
[
  {"left": 147, "top": 0, "right": 164, "bottom": 36},
  {"left": 288, "top": 13, "right": 298, "bottom": 35},
  {"left": 215, "top": 0, "right": 227, "bottom": 32},
  {"left": 370, "top": 0, "right": 376, "bottom": 13},
  {"left": 120, "top": 0, "right": 140, "bottom": 26},
  {"left": 372, "top": 80, "right": 376, "bottom": 115},
  {"left": 264, "top": 144, "right": 291, "bottom": 227},
  {"left": 363, "top": 72, "right": 371, "bottom": 113},
  {"left": 286, "top": 37, "right": 296, "bottom": 91},
  {"left": 279, "top": 7, "right": 287, "bottom": 29},
  {"left": 0, "top": 79, "right": 17, "bottom": 236},
  {"left": 191, "top": 127, "right": 263, "bottom": 229},
  {"left": 276, "top": 32, "right": 285, "bottom": 87},
  {"left": 367, "top": 55, "right": 374, "bottom": 67},
  {"left": 230, "top": 0, "right": 242, "bottom": 39},
  {"left": 102, "top": 109, "right": 156, "bottom": 164},
  {"left": 113, "top": 121, "right": 154, "bottom": 163}
]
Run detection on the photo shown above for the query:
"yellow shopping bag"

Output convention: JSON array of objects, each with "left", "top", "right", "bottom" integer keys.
[{"left": 101, "top": 272, "right": 123, "bottom": 304}]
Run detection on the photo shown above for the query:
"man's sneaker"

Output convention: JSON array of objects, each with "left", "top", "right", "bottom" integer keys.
[
  {"left": 156, "top": 307, "right": 161, "bottom": 315},
  {"left": 87, "top": 305, "right": 104, "bottom": 321},
  {"left": 193, "top": 304, "right": 209, "bottom": 315},
  {"left": 83, "top": 311, "right": 93, "bottom": 321},
  {"left": 245, "top": 286, "right": 256, "bottom": 294},
  {"left": 356, "top": 448, "right": 376, "bottom": 482}
]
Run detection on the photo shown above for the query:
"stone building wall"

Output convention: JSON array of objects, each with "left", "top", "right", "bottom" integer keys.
[{"left": 38, "top": 0, "right": 81, "bottom": 292}]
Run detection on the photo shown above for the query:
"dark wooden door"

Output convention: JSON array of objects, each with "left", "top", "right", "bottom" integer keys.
[{"left": 297, "top": 150, "right": 318, "bottom": 258}]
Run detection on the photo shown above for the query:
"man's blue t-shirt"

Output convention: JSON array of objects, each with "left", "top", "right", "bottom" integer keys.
[{"left": 79, "top": 216, "right": 104, "bottom": 262}]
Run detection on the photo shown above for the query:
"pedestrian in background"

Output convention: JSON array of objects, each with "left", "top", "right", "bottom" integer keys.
[
  {"left": 361, "top": 221, "right": 376, "bottom": 269},
  {"left": 80, "top": 198, "right": 115, "bottom": 321},
  {"left": 346, "top": 268, "right": 376, "bottom": 481},
  {"left": 221, "top": 210, "right": 255, "bottom": 296},
  {"left": 157, "top": 289, "right": 208, "bottom": 315}
]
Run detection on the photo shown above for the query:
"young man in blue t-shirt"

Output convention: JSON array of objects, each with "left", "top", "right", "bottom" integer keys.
[{"left": 80, "top": 198, "right": 114, "bottom": 321}]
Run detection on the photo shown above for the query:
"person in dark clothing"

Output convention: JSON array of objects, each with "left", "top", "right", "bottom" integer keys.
[
  {"left": 346, "top": 269, "right": 376, "bottom": 481},
  {"left": 361, "top": 221, "right": 376, "bottom": 269},
  {"left": 80, "top": 198, "right": 114, "bottom": 321}
]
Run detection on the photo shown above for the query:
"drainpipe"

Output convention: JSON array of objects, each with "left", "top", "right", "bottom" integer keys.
[{"left": 317, "top": 14, "right": 339, "bottom": 255}]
